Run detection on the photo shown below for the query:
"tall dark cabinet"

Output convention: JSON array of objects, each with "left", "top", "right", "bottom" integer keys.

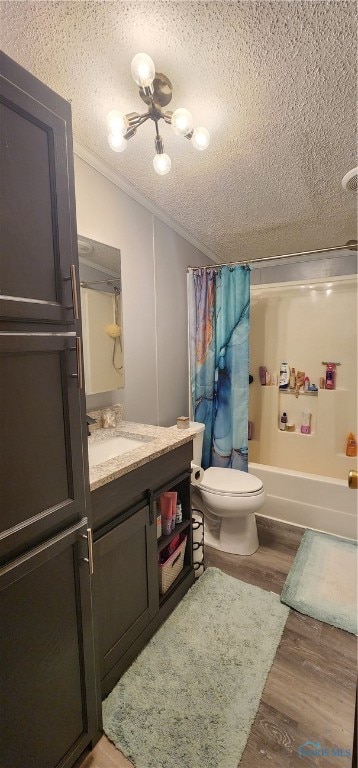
[{"left": 0, "top": 52, "right": 98, "bottom": 768}]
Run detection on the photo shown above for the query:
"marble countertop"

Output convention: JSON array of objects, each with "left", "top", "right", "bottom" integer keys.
[{"left": 89, "top": 420, "right": 196, "bottom": 492}]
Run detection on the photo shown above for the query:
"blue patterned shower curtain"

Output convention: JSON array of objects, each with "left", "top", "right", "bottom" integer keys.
[{"left": 188, "top": 265, "right": 250, "bottom": 471}]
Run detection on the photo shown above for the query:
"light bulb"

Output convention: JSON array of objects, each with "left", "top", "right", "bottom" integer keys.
[
  {"left": 191, "top": 127, "right": 210, "bottom": 151},
  {"left": 171, "top": 108, "right": 193, "bottom": 136},
  {"left": 131, "top": 53, "right": 155, "bottom": 87},
  {"left": 106, "top": 110, "right": 127, "bottom": 135},
  {"left": 108, "top": 133, "right": 127, "bottom": 152},
  {"left": 153, "top": 153, "right": 171, "bottom": 175}
]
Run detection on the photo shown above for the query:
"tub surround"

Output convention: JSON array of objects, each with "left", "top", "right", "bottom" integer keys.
[
  {"left": 249, "top": 386, "right": 357, "bottom": 480},
  {"left": 249, "top": 277, "right": 357, "bottom": 480},
  {"left": 88, "top": 421, "right": 197, "bottom": 491}
]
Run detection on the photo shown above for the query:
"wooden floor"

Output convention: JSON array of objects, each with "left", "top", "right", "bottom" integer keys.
[{"left": 77, "top": 516, "right": 357, "bottom": 768}]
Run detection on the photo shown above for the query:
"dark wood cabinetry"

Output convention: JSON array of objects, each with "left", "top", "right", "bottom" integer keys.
[
  {"left": 0, "top": 333, "right": 87, "bottom": 563},
  {"left": 91, "top": 443, "right": 195, "bottom": 698},
  {"left": 1, "top": 51, "right": 195, "bottom": 766},
  {"left": 0, "top": 52, "right": 98, "bottom": 766},
  {"left": 93, "top": 504, "right": 158, "bottom": 685},
  {"left": 0, "top": 51, "right": 79, "bottom": 326},
  {"left": 0, "top": 520, "right": 97, "bottom": 768}
]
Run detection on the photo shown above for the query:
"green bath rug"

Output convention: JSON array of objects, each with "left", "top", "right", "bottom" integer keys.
[
  {"left": 281, "top": 529, "right": 358, "bottom": 635},
  {"left": 103, "top": 567, "right": 289, "bottom": 768}
]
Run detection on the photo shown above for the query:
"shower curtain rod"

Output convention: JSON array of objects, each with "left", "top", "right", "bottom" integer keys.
[
  {"left": 187, "top": 240, "right": 357, "bottom": 271},
  {"left": 80, "top": 279, "right": 121, "bottom": 293}
]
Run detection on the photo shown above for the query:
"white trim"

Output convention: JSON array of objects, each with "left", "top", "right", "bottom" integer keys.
[{"left": 73, "top": 138, "right": 219, "bottom": 264}]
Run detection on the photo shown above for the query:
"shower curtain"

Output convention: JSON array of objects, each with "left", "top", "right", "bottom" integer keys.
[{"left": 188, "top": 265, "right": 250, "bottom": 471}]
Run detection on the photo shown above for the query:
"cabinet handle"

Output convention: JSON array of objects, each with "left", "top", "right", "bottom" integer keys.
[
  {"left": 80, "top": 528, "right": 94, "bottom": 575},
  {"left": 87, "top": 527, "right": 94, "bottom": 575},
  {"left": 147, "top": 489, "right": 154, "bottom": 525},
  {"left": 64, "top": 265, "right": 80, "bottom": 319},
  {"left": 70, "top": 337, "right": 84, "bottom": 389},
  {"left": 70, "top": 264, "right": 80, "bottom": 320}
]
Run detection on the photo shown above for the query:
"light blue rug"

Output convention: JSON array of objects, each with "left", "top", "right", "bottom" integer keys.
[
  {"left": 281, "top": 529, "right": 358, "bottom": 635},
  {"left": 103, "top": 567, "right": 289, "bottom": 768}
]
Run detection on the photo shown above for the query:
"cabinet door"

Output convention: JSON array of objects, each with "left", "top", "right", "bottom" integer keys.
[
  {"left": 0, "top": 333, "right": 87, "bottom": 563},
  {"left": 0, "top": 519, "right": 97, "bottom": 768},
  {"left": 0, "top": 51, "right": 79, "bottom": 325},
  {"left": 94, "top": 505, "right": 159, "bottom": 687}
]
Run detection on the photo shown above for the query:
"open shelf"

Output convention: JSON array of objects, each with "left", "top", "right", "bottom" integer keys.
[
  {"left": 280, "top": 389, "right": 318, "bottom": 396},
  {"left": 157, "top": 519, "right": 191, "bottom": 553},
  {"left": 277, "top": 428, "right": 315, "bottom": 436},
  {"left": 156, "top": 472, "right": 193, "bottom": 609}
]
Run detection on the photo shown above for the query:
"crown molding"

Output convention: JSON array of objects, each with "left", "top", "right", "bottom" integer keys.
[{"left": 73, "top": 138, "right": 219, "bottom": 263}]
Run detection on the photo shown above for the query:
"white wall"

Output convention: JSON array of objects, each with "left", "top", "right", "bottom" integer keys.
[
  {"left": 74, "top": 155, "right": 211, "bottom": 425},
  {"left": 154, "top": 218, "right": 210, "bottom": 425}
]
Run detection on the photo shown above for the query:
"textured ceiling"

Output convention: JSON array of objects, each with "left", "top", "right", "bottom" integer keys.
[{"left": 1, "top": 1, "right": 357, "bottom": 262}]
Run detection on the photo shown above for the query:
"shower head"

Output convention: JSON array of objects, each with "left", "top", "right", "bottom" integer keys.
[{"left": 341, "top": 167, "right": 358, "bottom": 192}]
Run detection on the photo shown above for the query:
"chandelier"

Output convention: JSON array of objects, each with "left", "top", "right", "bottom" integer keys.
[{"left": 106, "top": 53, "right": 210, "bottom": 175}]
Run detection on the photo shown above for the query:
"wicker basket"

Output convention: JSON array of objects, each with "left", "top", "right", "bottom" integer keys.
[{"left": 158, "top": 535, "right": 187, "bottom": 595}]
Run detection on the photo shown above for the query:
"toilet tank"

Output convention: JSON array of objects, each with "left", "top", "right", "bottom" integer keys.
[{"left": 189, "top": 421, "right": 205, "bottom": 465}]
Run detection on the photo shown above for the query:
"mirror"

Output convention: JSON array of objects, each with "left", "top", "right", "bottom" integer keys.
[{"left": 78, "top": 235, "right": 124, "bottom": 395}]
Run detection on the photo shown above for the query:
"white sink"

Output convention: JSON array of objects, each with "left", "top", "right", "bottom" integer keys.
[{"left": 88, "top": 435, "right": 148, "bottom": 468}]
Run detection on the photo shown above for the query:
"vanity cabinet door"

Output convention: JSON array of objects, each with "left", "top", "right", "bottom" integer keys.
[
  {"left": 0, "top": 333, "right": 88, "bottom": 563},
  {"left": 0, "top": 519, "right": 97, "bottom": 768},
  {"left": 93, "top": 504, "right": 159, "bottom": 694},
  {"left": 0, "top": 51, "right": 79, "bottom": 326}
]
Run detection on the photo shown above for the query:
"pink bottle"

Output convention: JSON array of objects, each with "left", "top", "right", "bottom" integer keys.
[
  {"left": 159, "top": 494, "right": 173, "bottom": 536},
  {"left": 325, "top": 363, "right": 336, "bottom": 390}
]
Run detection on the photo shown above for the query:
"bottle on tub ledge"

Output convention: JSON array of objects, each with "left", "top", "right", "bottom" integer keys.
[
  {"left": 280, "top": 412, "right": 288, "bottom": 431},
  {"left": 279, "top": 363, "right": 290, "bottom": 389},
  {"left": 322, "top": 361, "right": 340, "bottom": 390},
  {"left": 259, "top": 366, "right": 267, "bottom": 385},
  {"left": 346, "top": 433, "right": 357, "bottom": 457},
  {"left": 325, "top": 363, "right": 336, "bottom": 390},
  {"left": 301, "top": 411, "right": 312, "bottom": 434}
]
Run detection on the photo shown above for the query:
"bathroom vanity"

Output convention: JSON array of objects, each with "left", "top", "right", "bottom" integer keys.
[{"left": 89, "top": 421, "right": 196, "bottom": 697}]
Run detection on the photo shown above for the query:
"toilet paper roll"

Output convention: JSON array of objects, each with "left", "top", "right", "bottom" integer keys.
[{"left": 191, "top": 462, "right": 204, "bottom": 486}]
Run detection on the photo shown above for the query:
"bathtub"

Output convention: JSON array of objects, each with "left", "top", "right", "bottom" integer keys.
[{"left": 249, "top": 462, "right": 357, "bottom": 541}]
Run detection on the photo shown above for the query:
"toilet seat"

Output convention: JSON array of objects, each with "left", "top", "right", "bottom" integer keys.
[{"left": 200, "top": 467, "right": 263, "bottom": 497}]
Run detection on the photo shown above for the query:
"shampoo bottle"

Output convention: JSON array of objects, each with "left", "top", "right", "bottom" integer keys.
[
  {"left": 346, "top": 433, "right": 357, "bottom": 457},
  {"left": 279, "top": 363, "right": 290, "bottom": 389}
]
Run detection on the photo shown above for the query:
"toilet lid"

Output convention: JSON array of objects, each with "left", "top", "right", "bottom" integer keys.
[{"left": 200, "top": 467, "right": 263, "bottom": 496}]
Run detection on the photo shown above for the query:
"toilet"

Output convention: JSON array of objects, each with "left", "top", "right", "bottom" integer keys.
[{"left": 189, "top": 422, "right": 265, "bottom": 556}]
